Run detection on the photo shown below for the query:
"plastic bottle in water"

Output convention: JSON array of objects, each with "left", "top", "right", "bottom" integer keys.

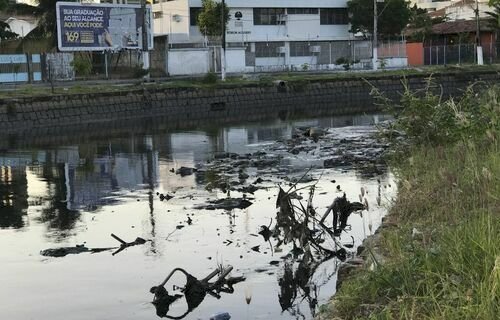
[{"left": 209, "top": 312, "right": 231, "bottom": 320}]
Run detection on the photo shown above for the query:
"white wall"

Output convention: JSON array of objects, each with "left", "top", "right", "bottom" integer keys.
[
  {"left": 226, "top": 48, "right": 246, "bottom": 73},
  {"left": 378, "top": 57, "right": 408, "bottom": 69},
  {"left": 168, "top": 49, "right": 209, "bottom": 75},
  {"left": 155, "top": 2, "right": 353, "bottom": 42},
  {"left": 410, "top": 0, "right": 489, "bottom": 13},
  {"left": 290, "top": 56, "right": 318, "bottom": 66},
  {"left": 189, "top": 0, "right": 348, "bottom": 8},
  {"left": 226, "top": 8, "right": 253, "bottom": 43},
  {"left": 319, "top": 25, "right": 352, "bottom": 41},
  {"left": 287, "top": 15, "right": 320, "bottom": 40},
  {"left": 255, "top": 57, "right": 286, "bottom": 66},
  {"left": 445, "top": 3, "right": 490, "bottom": 21},
  {"left": 226, "top": 8, "right": 351, "bottom": 43}
]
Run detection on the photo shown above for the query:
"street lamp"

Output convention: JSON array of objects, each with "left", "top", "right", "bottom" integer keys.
[
  {"left": 221, "top": 0, "right": 226, "bottom": 81},
  {"left": 141, "top": 0, "right": 150, "bottom": 78},
  {"left": 372, "top": 0, "right": 378, "bottom": 71},
  {"left": 475, "top": 0, "right": 484, "bottom": 65}
]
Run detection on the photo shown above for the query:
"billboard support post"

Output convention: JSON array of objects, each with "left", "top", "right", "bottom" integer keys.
[{"left": 104, "top": 52, "right": 109, "bottom": 79}]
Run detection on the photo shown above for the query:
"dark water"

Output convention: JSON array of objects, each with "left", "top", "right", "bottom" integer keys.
[{"left": 0, "top": 114, "right": 396, "bottom": 320}]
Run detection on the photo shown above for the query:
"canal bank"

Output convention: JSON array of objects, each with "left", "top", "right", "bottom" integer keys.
[
  {"left": 319, "top": 85, "right": 500, "bottom": 319},
  {"left": 0, "top": 70, "right": 499, "bottom": 135}
]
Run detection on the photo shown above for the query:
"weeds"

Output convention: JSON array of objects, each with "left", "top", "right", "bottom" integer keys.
[{"left": 324, "top": 84, "right": 500, "bottom": 319}]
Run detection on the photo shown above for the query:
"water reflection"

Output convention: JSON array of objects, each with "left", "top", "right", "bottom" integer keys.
[
  {"left": 0, "top": 166, "right": 28, "bottom": 228},
  {"left": 0, "top": 113, "right": 395, "bottom": 320},
  {"left": 0, "top": 113, "right": 389, "bottom": 235}
]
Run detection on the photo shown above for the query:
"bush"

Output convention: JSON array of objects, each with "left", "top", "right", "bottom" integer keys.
[
  {"left": 71, "top": 56, "right": 92, "bottom": 78},
  {"left": 327, "top": 84, "right": 500, "bottom": 320},
  {"left": 335, "top": 57, "right": 355, "bottom": 71},
  {"left": 202, "top": 72, "right": 218, "bottom": 84},
  {"left": 377, "top": 81, "right": 499, "bottom": 146},
  {"left": 132, "top": 65, "right": 150, "bottom": 79}
]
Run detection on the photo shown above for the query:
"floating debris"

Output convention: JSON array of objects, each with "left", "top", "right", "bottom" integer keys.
[
  {"left": 196, "top": 198, "right": 253, "bottom": 210},
  {"left": 110, "top": 233, "right": 148, "bottom": 256},
  {"left": 176, "top": 167, "right": 197, "bottom": 177},
  {"left": 150, "top": 266, "right": 244, "bottom": 318}
]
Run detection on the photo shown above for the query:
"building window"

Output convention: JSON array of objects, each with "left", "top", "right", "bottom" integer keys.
[
  {"left": 153, "top": 11, "right": 163, "bottom": 19},
  {"left": 255, "top": 42, "right": 285, "bottom": 58},
  {"left": 320, "top": 8, "right": 349, "bottom": 25},
  {"left": 287, "top": 8, "right": 318, "bottom": 15},
  {"left": 253, "top": 8, "right": 285, "bottom": 25},
  {"left": 190, "top": 7, "right": 202, "bottom": 26},
  {"left": 290, "top": 42, "right": 313, "bottom": 57}
]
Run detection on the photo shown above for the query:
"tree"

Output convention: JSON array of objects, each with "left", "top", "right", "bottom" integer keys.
[
  {"left": 0, "top": 21, "right": 18, "bottom": 41},
  {"left": 486, "top": 3, "right": 500, "bottom": 30},
  {"left": 197, "top": 0, "right": 230, "bottom": 37},
  {"left": 347, "top": 0, "right": 411, "bottom": 37},
  {"left": 0, "top": 0, "right": 8, "bottom": 11},
  {"left": 27, "top": 0, "right": 58, "bottom": 39},
  {"left": 406, "top": 5, "right": 446, "bottom": 42}
]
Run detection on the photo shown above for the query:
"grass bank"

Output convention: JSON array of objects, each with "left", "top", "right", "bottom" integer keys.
[
  {"left": 1, "top": 64, "right": 499, "bottom": 99},
  {"left": 320, "top": 84, "right": 500, "bottom": 319}
]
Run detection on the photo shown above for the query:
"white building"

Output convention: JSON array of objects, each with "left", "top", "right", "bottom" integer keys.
[
  {"left": 3, "top": 16, "right": 37, "bottom": 37},
  {"left": 411, "top": 0, "right": 489, "bottom": 13},
  {"left": 152, "top": 0, "right": 374, "bottom": 74},
  {"left": 427, "top": 0, "right": 491, "bottom": 20}
]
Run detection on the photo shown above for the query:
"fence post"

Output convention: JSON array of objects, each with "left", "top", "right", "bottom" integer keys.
[
  {"left": 26, "top": 53, "right": 32, "bottom": 83},
  {"left": 104, "top": 51, "right": 109, "bottom": 79},
  {"left": 444, "top": 44, "right": 446, "bottom": 65},
  {"left": 490, "top": 37, "right": 493, "bottom": 64},
  {"left": 329, "top": 42, "right": 332, "bottom": 65},
  {"left": 458, "top": 43, "right": 461, "bottom": 64}
]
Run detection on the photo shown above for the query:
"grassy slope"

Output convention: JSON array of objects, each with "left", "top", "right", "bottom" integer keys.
[
  {"left": 1, "top": 64, "right": 499, "bottom": 99},
  {"left": 321, "top": 86, "right": 500, "bottom": 319}
]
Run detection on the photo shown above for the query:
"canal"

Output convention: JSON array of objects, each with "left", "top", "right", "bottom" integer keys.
[{"left": 0, "top": 113, "right": 396, "bottom": 320}]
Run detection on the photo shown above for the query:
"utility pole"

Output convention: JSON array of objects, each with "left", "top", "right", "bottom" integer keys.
[
  {"left": 221, "top": 0, "right": 226, "bottom": 81},
  {"left": 372, "top": 0, "right": 378, "bottom": 71},
  {"left": 475, "top": 0, "right": 484, "bottom": 65},
  {"left": 141, "top": 0, "right": 150, "bottom": 77}
]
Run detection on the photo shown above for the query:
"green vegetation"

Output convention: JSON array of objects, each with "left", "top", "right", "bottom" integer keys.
[
  {"left": 347, "top": 0, "right": 411, "bottom": 36},
  {"left": 202, "top": 71, "right": 218, "bottom": 84},
  {"left": 71, "top": 56, "right": 93, "bottom": 79},
  {"left": 322, "top": 83, "right": 500, "bottom": 319},
  {"left": 197, "top": 0, "right": 230, "bottom": 37},
  {"left": 335, "top": 57, "right": 360, "bottom": 71},
  {"left": 1, "top": 65, "right": 499, "bottom": 99}
]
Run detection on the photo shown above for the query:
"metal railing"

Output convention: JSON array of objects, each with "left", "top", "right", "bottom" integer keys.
[{"left": 424, "top": 43, "right": 499, "bottom": 65}]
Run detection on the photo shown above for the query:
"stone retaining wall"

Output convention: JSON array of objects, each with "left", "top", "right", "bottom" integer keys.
[{"left": 0, "top": 71, "right": 498, "bottom": 135}]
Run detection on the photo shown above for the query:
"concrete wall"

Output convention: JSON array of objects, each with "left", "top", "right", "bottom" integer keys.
[
  {"left": 167, "top": 49, "right": 209, "bottom": 75},
  {"left": 378, "top": 57, "right": 408, "bottom": 69},
  {"left": 1, "top": 71, "right": 498, "bottom": 135},
  {"left": 226, "top": 48, "right": 246, "bottom": 73}
]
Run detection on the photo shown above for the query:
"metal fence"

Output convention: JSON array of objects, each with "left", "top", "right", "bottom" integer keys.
[
  {"left": 424, "top": 43, "right": 499, "bottom": 65},
  {"left": 248, "top": 40, "right": 406, "bottom": 73},
  {"left": 378, "top": 41, "right": 406, "bottom": 58},
  {"left": 0, "top": 54, "right": 43, "bottom": 83}
]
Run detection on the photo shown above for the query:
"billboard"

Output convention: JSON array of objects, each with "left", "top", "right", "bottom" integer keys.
[{"left": 56, "top": 2, "right": 153, "bottom": 51}]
